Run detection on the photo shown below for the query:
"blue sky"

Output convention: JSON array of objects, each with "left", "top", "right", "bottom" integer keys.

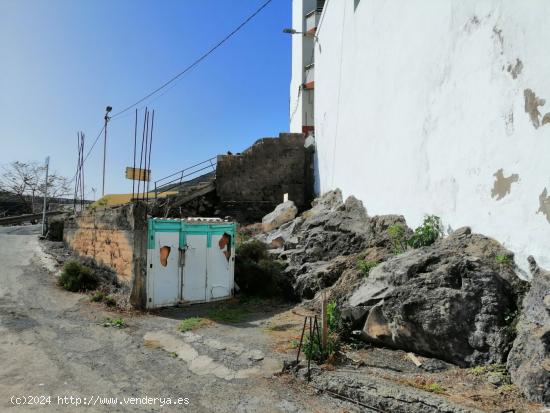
[{"left": 0, "top": 0, "right": 291, "bottom": 198}]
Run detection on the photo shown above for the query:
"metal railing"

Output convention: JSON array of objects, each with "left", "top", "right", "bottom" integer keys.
[{"left": 154, "top": 157, "right": 217, "bottom": 199}]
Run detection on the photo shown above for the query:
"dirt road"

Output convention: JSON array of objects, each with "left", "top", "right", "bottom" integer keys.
[{"left": 0, "top": 227, "right": 351, "bottom": 412}]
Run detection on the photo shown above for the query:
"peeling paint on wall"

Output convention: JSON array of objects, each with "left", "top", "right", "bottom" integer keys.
[
  {"left": 542, "top": 113, "right": 550, "bottom": 126},
  {"left": 507, "top": 59, "right": 523, "bottom": 79},
  {"left": 504, "top": 111, "right": 514, "bottom": 135},
  {"left": 492, "top": 26, "right": 504, "bottom": 53},
  {"left": 524, "top": 89, "right": 546, "bottom": 129},
  {"left": 491, "top": 169, "right": 519, "bottom": 200},
  {"left": 537, "top": 188, "right": 550, "bottom": 223}
]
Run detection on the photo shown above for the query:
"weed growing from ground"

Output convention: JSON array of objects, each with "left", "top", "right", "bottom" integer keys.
[
  {"left": 420, "top": 383, "right": 445, "bottom": 394},
  {"left": 177, "top": 317, "right": 208, "bottom": 332},
  {"left": 103, "top": 317, "right": 125, "bottom": 328},
  {"left": 495, "top": 253, "right": 513, "bottom": 267},
  {"left": 208, "top": 307, "right": 249, "bottom": 323},
  {"left": 90, "top": 291, "right": 106, "bottom": 302},
  {"left": 356, "top": 259, "right": 379, "bottom": 277},
  {"left": 104, "top": 296, "right": 117, "bottom": 307}
]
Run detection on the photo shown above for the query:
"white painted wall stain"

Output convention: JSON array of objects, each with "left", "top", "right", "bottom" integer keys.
[{"left": 311, "top": 0, "right": 550, "bottom": 275}]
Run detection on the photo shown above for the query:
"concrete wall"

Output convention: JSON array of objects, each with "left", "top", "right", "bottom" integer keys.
[
  {"left": 216, "top": 133, "right": 314, "bottom": 221},
  {"left": 63, "top": 203, "right": 148, "bottom": 306},
  {"left": 313, "top": 0, "right": 550, "bottom": 274},
  {"left": 290, "top": 0, "right": 316, "bottom": 133}
]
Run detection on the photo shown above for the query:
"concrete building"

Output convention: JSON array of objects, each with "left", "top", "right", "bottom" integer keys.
[
  {"left": 289, "top": 0, "right": 325, "bottom": 135},
  {"left": 290, "top": 0, "right": 550, "bottom": 275}
]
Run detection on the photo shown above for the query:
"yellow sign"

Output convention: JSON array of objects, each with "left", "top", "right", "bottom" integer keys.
[{"left": 125, "top": 167, "right": 150, "bottom": 182}]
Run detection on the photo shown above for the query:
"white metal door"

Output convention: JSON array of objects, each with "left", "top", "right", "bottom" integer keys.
[
  {"left": 182, "top": 235, "right": 207, "bottom": 302},
  {"left": 150, "top": 232, "right": 180, "bottom": 307},
  {"left": 207, "top": 234, "right": 233, "bottom": 300}
]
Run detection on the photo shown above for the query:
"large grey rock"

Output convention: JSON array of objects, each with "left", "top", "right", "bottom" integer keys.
[
  {"left": 261, "top": 201, "right": 298, "bottom": 232},
  {"left": 507, "top": 256, "right": 550, "bottom": 404},
  {"left": 345, "top": 228, "right": 528, "bottom": 367},
  {"left": 268, "top": 190, "right": 408, "bottom": 299}
]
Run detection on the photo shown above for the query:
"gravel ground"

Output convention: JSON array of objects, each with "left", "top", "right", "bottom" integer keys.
[{"left": 0, "top": 227, "right": 355, "bottom": 413}]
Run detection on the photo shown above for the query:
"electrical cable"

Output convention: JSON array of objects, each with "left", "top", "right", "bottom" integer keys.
[
  {"left": 110, "top": 0, "right": 274, "bottom": 119},
  {"left": 69, "top": 0, "right": 274, "bottom": 186}
]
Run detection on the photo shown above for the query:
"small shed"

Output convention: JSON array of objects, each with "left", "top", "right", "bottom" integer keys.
[{"left": 146, "top": 217, "right": 236, "bottom": 308}]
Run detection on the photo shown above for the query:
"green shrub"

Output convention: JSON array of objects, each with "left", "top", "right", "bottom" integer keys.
[
  {"left": 104, "top": 296, "right": 117, "bottom": 307},
  {"left": 91, "top": 291, "right": 106, "bottom": 302},
  {"left": 356, "top": 259, "right": 379, "bottom": 277},
  {"left": 408, "top": 215, "right": 443, "bottom": 248},
  {"left": 234, "top": 240, "right": 288, "bottom": 297},
  {"left": 388, "top": 223, "right": 408, "bottom": 254},
  {"left": 58, "top": 260, "right": 98, "bottom": 292}
]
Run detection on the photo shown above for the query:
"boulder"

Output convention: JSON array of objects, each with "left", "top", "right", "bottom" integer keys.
[
  {"left": 344, "top": 228, "right": 528, "bottom": 367},
  {"left": 261, "top": 201, "right": 298, "bottom": 232},
  {"left": 507, "top": 256, "right": 550, "bottom": 404},
  {"left": 266, "top": 190, "right": 408, "bottom": 300}
]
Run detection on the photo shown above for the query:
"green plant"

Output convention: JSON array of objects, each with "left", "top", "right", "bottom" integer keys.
[
  {"left": 169, "top": 352, "right": 178, "bottom": 358},
  {"left": 498, "top": 384, "right": 516, "bottom": 393},
  {"left": 104, "top": 296, "right": 117, "bottom": 307},
  {"left": 58, "top": 260, "right": 98, "bottom": 292},
  {"left": 408, "top": 215, "right": 443, "bottom": 248},
  {"left": 103, "top": 317, "right": 125, "bottom": 328},
  {"left": 234, "top": 240, "right": 288, "bottom": 297},
  {"left": 208, "top": 307, "right": 249, "bottom": 323},
  {"left": 420, "top": 383, "right": 445, "bottom": 394},
  {"left": 90, "top": 291, "right": 106, "bottom": 302},
  {"left": 356, "top": 259, "right": 379, "bottom": 278},
  {"left": 177, "top": 317, "right": 208, "bottom": 332},
  {"left": 388, "top": 223, "right": 408, "bottom": 254},
  {"left": 495, "top": 253, "right": 513, "bottom": 267},
  {"left": 326, "top": 300, "right": 342, "bottom": 333},
  {"left": 303, "top": 331, "right": 341, "bottom": 361},
  {"left": 469, "top": 364, "right": 508, "bottom": 376},
  {"left": 300, "top": 301, "right": 343, "bottom": 362}
]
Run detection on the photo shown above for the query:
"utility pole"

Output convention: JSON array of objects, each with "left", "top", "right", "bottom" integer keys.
[
  {"left": 41, "top": 156, "right": 49, "bottom": 236},
  {"left": 102, "top": 106, "right": 112, "bottom": 197}
]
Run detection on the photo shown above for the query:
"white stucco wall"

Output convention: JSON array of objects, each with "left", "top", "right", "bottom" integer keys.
[{"left": 314, "top": 0, "right": 550, "bottom": 274}]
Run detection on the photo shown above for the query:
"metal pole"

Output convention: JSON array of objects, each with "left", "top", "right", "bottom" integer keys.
[
  {"left": 101, "top": 106, "right": 112, "bottom": 197},
  {"left": 102, "top": 117, "right": 107, "bottom": 197},
  {"left": 41, "top": 156, "right": 49, "bottom": 236}
]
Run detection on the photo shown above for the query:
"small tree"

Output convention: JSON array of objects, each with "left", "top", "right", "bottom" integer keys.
[{"left": 0, "top": 161, "right": 71, "bottom": 213}]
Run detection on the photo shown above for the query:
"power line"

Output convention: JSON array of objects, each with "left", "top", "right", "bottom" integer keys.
[
  {"left": 71, "top": 0, "right": 273, "bottom": 186},
  {"left": 111, "top": 0, "right": 274, "bottom": 119}
]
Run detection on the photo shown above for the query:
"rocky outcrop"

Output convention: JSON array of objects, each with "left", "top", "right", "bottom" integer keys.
[
  {"left": 261, "top": 201, "right": 298, "bottom": 232},
  {"left": 507, "top": 256, "right": 550, "bottom": 404},
  {"left": 262, "top": 190, "right": 408, "bottom": 299},
  {"left": 343, "top": 227, "right": 528, "bottom": 367}
]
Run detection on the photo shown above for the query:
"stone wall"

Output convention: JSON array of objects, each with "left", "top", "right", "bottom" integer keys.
[
  {"left": 216, "top": 133, "right": 314, "bottom": 222},
  {"left": 63, "top": 203, "right": 147, "bottom": 307}
]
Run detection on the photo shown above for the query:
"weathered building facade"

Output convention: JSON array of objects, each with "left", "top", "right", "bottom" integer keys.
[{"left": 291, "top": 0, "right": 550, "bottom": 274}]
